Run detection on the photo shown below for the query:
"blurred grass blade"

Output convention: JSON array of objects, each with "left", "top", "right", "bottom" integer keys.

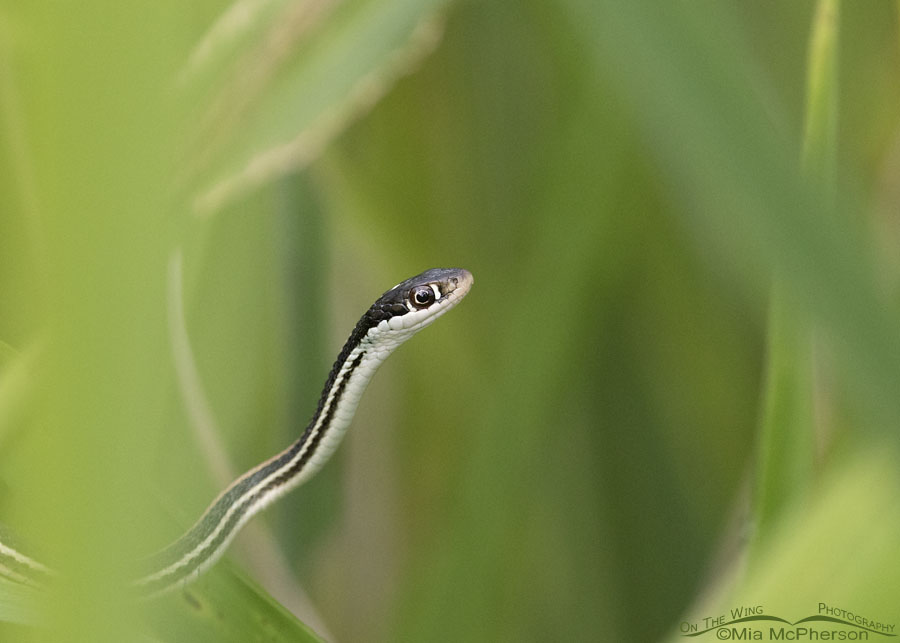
[
  {"left": 0, "top": 579, "right": 41, "bottom": 626},
  {"left": 9, "top": 3, "right": 183, "bottom": 641},
  {"left": 143, "top": 561, "right": 324, "bottom": 642},
  {"left": 752, "top": 0, "right": 839, "bottom": 550},
  {"left": 0, "top": 341, "right": 39, "bottom": 448},
  {"left": 182, "top": 0, "right": 449, "bottom": 216},
  {"left": 165, "top": 247, "right": 333, "bottom": 638},
  {"left": 560, "top": 0, "right": 900, "bottom": 434},
  {"left": 668, "top": 448, "right": 900, "bottom": 641},
  {"left": 752, "top": 289, "right": 814, "bottom": 548},
  {"left": 801, "top": 0, "right": 839, "bottom": 196},
  {"left": 179, "top": 0, "right": 297, "bottom": 87}
]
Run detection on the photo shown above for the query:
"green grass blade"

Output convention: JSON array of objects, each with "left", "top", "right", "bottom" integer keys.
[
  {"left": 752, "top": 0, "right": 840, "bottom": 551},
  {"left": 143, "top": 561, "right": 325, "bottom": 643},
  {"left": 560, "top": 0, "right": 900, "bottom": 435},
  {"left": 0, "top": 342, "right": 39, "bottom": 448},
  {"left": 0, "top": 579, "right": 42, "bottom": 626},
  {"left": 752, "top": 288, "right": 815, "bottom": 548},
  {"left": 801, "top": 0, "right": 840, "bottom": 191},
  {"left": 667, "top": 449, "right": 900, "bottom": 642},
  {"left": 182, "top": 0, "right": 450, "bottom": 216}
]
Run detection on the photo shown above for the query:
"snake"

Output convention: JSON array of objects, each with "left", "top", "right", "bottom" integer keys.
[{"left": 0, "top": 267, "right": 473, "bottom": 597}]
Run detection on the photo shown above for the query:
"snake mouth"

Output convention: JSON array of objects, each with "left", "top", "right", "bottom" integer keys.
[
  {"left": 442, "top": 268, "right": 473, "bottom": 303},
  {"left": 443, "top": 268, "right": 473, "bottom": 297}
]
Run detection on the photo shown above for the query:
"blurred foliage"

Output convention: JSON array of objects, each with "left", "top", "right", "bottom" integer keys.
[
  {"left": 1, "top": 1, "right": 900, "bottom": 642},
  {"left": 752, "top": 0, "right": 838, "bottom": 558}
]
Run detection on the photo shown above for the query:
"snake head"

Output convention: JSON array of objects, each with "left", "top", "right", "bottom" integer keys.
[{"left": 366, "top": 268, "right": 474, "bottom": 334}]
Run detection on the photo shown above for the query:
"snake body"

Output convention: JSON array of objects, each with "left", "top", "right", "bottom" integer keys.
[{"left": 0, "top": 268, "right": 473, "bottom": 596}]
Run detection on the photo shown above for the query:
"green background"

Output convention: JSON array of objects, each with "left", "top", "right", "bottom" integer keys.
[{"left": 1, "top": 1, "right": 899, "bottom": 641}]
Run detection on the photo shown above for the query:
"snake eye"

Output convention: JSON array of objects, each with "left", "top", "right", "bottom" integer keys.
[{"left": 410, "top": 286, "right": 435, "bottom": 309}]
